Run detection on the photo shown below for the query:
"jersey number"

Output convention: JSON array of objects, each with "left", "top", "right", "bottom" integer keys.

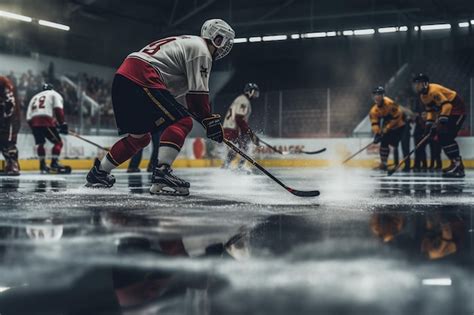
[
  {"left": 142, "top": 38, "right": 177, "bottom": 55},
  {"left": 32, "top": 96, "right": 46, "bottom": 111}
]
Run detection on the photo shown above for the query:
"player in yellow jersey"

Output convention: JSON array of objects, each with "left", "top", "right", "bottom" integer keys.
[
  {"left": 412, "top": 74, "right": 466, "bottom": 177},
  {"left": 369, "top": 86, "right": 406, "bottom": 170}
]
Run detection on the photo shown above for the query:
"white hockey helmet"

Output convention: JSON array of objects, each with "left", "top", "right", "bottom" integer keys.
[{"left": 201, "top": 19, "right": 235, "bottom": 60}]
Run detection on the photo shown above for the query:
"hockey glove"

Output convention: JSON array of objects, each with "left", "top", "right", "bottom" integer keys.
[
  {"left": 202, "top": 115, "right": 224, "bottom": 143},
  {"left": 373, "top": 133, "right": 383, "bottom": 144},
  {"left": 58, "top": 123, "right": 69, "bottom": 135}
]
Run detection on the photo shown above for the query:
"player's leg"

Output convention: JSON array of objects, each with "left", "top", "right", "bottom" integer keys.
[
  {"left": 401, "top": 124, "right": 411, "bottom": 171},
  {"left": 0, "top": 137, "right": 19, "bottom": 176},
  {"left": 392, "top": 145, "right": 399, "bottom": 167},
  {"left": 439, "top": 115, "right": 465, "bottom": 177},
  {"left": 428, "top": 138, "right": 442, "bottom": 170},
  {"left": 86, "top": 74, "right": 188, "bottom": 188},
  {"left": 127, "top": 149, "right": 143, "bottom": 173},
  {"left": 389, "top": 128, "right": 403, "bottom": 170},
  {"left": 378, "top": 134, "right": 390, "bottom": 171},
  {"left": 44, "top": 127, "right": 70, "bottom": 173},
  {"left": 31, "top": 127, "right": 48, "bottom": 173},
  {"left": 0, "top": 124, "right": 20, "bottom": 176},
  {"left": 237, "top": 134, "right": 251, "bottom": 170},
  {"left": 222, "top": 129, "right": 238, "bottom": 169},
  {"left": 150, "top": 117, "right": 193, "bottom": 196},
  {"left": 147, "top": 131, "right": 161, "bottom": 172},
  {"left": 87, "top": 133, "right": 151, "bottom": 187}
]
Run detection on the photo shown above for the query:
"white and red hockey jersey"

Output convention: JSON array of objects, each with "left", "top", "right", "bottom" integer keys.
[
  {"left": 26, "top": 90, "right": 64, "bottom": 127},
  {"left": 223, "top": 94, "right": 252, "bottom": 133},
  {"left": 117, "top": 35, "right": 213, "bottom": 120}
]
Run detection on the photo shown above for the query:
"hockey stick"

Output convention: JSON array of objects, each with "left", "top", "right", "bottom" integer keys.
[
  {"left": 300, "top": 148, "right": 327, "bottom": 155},
  {"left": 223, "top": 139, "right": 320, "bottom": 197},
  {"left": 342, "top": 142, "right": 373, "bottom": 164},
  {"left": 68, "top": 131, "right": 109, "bottom": 151},
  {"left": 387, "top": 134, "right": 430, "bottom": 176},
  {"left": 182, "top": 108, "right": 319, "bottom": 197},
  {"left": 259, "top": 138, "right": 326, "bottom": 155},
  {"left": 258, "top": 138, "right": 289, "bottom": 155}
]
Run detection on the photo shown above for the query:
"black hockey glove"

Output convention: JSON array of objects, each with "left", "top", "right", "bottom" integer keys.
[
  {"left": 373, "top": 133, "right": 383, "bottom": 144},
  {"left": 202, "top": 115, "right": 224, "bottom": 143},
  {"left": 58, "top": 123, "right": 69, "bottom": 135}
]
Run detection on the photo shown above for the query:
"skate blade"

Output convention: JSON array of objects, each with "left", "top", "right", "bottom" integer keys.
[
  {"left": 84, "top": 182, "right": 113, "bottom": 188},
  {"left": 149, "top": 184, "right": 189, "bottom": 196},
  {"left": 442, "top": 173, "right": 465, "bottom": 178},
  {"left": 49, "top": 167, "right": 72, "bottom": 174}
]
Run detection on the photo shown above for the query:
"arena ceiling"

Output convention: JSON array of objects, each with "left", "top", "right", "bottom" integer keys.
[{"left": 0, "top": 0, "right": 473, "bottom": 66}]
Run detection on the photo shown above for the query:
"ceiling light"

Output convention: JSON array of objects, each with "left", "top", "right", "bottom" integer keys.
[
  {"left": 0, "top": 10, "right": 32, "bottom": 22},
  {"left": 38, "top": 19, "right": 70, "bottom": 31}
]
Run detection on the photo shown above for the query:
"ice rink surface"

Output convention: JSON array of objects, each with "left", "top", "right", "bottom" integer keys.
[{"left": 0, "top": 167, "right": 472, "bottom": 315}]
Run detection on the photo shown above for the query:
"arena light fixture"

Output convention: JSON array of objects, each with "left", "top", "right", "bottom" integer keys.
[
  {"left": 301, "top": 32, "right": 326, "bottom": 38},
  {"left": 422, "top": 278, "right": 452, "bottom": 286},
  {"left": 0, "top": 286, "right": 11, "bottom": 293},
  {"left": 354, "top": 28, "right": 375, "bottom": 35},
  {"left": 262, "top": 35, "right": 287, "bottom": 42},
  {"left": 471, "top": 20, "right": 474, "bottom": 25},
  {"left": 414, "top": 26, "right": 420, "bottom": 31},
  {"left": 233, "top": 37, "right": 248, "bottom": 43},
  {"left": 0, "top": 10, "right": 32, "bottom": 22},
  {"left": 399, "top": 26, "right": 408, "bottom": 32},
  {"left": 290, "top": 34, "right": 300, "bottom": 39},
  {"left": 342, "top": 30, "right": 354, "bottom": 36},
  {"left": 459, "top": 22, "right": 470, "bottom": 28},
  {"left": 326, "top": 31, "right": 337, "bottom": 37},
  {"left": 248, "top": 36, "right": 262, "bottom": 42},
  {"left": 420, "top": 23, "right": 451, "bottom": 31},
  {"left": 378, "top": 27, "right": 397, "bottom": 33},
  {"left": 38, "top": 19, "right": 70, "bottom": 31}
]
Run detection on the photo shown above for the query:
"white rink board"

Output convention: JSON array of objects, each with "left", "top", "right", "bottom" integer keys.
[{"left": 16, "top": 133, "right": 474, "bottom": 161}]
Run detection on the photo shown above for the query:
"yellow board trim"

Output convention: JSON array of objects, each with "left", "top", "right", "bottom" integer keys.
[{"left": 15, "top": 158, "right": 474, "bottom": 171}]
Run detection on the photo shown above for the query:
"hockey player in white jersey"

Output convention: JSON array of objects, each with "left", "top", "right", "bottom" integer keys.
[
  {"left": 86, "top": 19, "right": 235, "bottom": 196},
  {"left": 26, "top": 83, "right": 70, "bottom": 174},
  {"left": 222, "top": 83, "right": 260, "bottom": 169}
]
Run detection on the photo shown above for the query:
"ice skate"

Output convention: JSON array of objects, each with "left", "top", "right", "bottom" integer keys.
[
  {"left": 443, "top": 158, "right": 465, "bottom": 178},
  {"left": 49, "top": 158, "right": 71, "bottom": 174},
  {"left": 4, "top": 158, "right": 20, "bottom": 176},
  {"left": 149, "top": 164, "right": 190, "bottom": 196},
  {"left": 86, "top": 158, "right": 116, "bottom": 188},
  {"left": 373, "top": 163, "right": 388, "bottom": 171},
  {"left": 39, "top": 160, "right": 50, "bottom": 174},
  {"left": 442, "top": 161, "right": 456, "bottom": 174}
]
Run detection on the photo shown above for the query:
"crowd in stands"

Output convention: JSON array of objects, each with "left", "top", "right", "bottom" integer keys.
[{"left": 6, "top": 70, "right": 115, "bottom": 131}]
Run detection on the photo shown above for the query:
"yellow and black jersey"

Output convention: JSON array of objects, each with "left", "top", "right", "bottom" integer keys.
[
  {"left": 369, "top": 96, "right": 405, "bottom": 134},
  {"left": 419, "top": 83, "right": 465, "bottom": 122}
]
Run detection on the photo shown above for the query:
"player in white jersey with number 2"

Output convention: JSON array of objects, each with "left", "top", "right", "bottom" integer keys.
[
  {"left": 222, "top": 83, "right": 260, "bottom": 170},
  {"left": 26, "top": 83, "right": 70, "bottom": 174},
  {"left": 86, "top": 19, "right": 235, "bottom": 196}
]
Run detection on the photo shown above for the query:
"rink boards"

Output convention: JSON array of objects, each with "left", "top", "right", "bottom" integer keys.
[{"left": 13, "top": 133, "right": 474, "bottom": 170}]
